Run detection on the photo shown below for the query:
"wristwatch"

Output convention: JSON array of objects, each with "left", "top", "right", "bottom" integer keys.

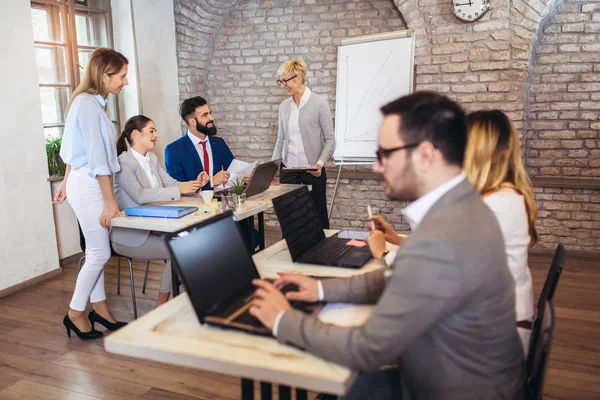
[{"left": 381, "top": 249, "right": 390, "bottom": 259}]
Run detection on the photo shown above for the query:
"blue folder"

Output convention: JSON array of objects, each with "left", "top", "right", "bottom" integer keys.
[{"left": 124, "top": 205, "right": 198, "bottom": 219}]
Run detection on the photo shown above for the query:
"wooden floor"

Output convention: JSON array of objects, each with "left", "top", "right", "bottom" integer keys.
[{"left": 0, "top": 234, "right": 598, "bottom": 399}]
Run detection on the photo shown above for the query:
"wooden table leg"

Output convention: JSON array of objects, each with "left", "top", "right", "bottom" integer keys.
[
  {"left": 278, "top": 385, "right": 291, "bottom": 400},
  {"left": 258, "top": 212, "right": 265, "bottom": 250},
  {"left": 241, "top": 378, "right": 254, "bottom": 400},
  {"left": 247, "top": 216, "right": 254, "bottom": 254}
]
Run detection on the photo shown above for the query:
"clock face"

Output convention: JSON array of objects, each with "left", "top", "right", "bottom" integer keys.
[{"left": 451, "top": 0, "right": 489, "bottom": 22}]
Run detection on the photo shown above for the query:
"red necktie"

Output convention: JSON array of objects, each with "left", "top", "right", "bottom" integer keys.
[{"left": 199, "top": 140, "right": 210, "bottom": 175}]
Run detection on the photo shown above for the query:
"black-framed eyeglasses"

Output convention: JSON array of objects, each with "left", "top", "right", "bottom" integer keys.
[
  {"left": 276, "top": 75, "right": 297, "bottom": 86},
  {"left": 376, "top": 142, "right": 421, "bottom": 163}
]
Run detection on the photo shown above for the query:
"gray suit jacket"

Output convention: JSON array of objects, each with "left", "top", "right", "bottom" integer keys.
[
  {"left": 272, "top": 92, "right": 335, "bottom": 165},
  {"left": 110, "top": 150, "right": 181, "bottom": 247},
  {"left": 277, "top": 180, "right": 525, "bottom": 400}
]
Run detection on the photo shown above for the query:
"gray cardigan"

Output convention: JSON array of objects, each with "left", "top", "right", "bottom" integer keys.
[
  {"left": 271, "top": 91, "right": 335, "bottom": 166},
  {"left": 110, "top": 149, "right": 181, "bottom": 247}
]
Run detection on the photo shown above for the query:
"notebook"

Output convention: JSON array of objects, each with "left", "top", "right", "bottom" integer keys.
[
  {"left": 271, "top": 187, "right": 372, "bottom": 269},
  {"left": 124, "top": 205, "right": 198, "bottom": 219},
  {"left": 165, "top": 210, "right": 322, "bottom": 336}
]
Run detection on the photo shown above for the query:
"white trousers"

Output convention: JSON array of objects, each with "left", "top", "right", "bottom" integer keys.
[{"left": 67, "top": 168, "right": 112, "bottom": 311}]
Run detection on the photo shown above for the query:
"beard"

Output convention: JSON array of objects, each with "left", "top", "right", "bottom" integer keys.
[
  {"left": 384, "top": 159, "right": 419, "bottom": 202},
  {"left": 195, "top": 118, "right": 217, "bottom": 136}
]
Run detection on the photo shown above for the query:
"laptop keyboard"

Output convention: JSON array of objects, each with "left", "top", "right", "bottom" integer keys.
[{"left": 301, "top": 238, "right": 350, "bottom": 264}]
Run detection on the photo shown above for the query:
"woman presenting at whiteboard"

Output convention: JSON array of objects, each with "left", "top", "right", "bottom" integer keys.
[{"left": 272, "top": 58, "right": 335, "bottom": 228}]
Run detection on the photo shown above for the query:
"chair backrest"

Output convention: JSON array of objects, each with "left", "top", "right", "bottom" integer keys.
[
  {"left": 539, "top": 243, "right": 566, "bottom": 305},
  {"left": 526, "top": 243, "right": 565, "bottom": 376},
  {"left": 527, "top": 300, "right": 555, "bottom": 400}
]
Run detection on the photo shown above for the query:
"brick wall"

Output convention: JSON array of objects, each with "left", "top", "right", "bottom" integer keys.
[
  {"left": 526, "top": 0, "right": 600, "bottom": 177},
  {"left": 174, "top": 0, "right": 600, "bottom": 252}
]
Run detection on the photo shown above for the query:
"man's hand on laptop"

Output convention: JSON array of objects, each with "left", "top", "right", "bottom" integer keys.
[
  {"left": 367, "top": 230, "right": 387, "bottom": 260},
  {"left": 274, "top": 273, "right": 319, "bottom": 302},
  {"left": 242, "top": 172, "right": 253, "bottom": 184},
  {"left": 250, "top": 280, "right": 292, "bottom": 330}
]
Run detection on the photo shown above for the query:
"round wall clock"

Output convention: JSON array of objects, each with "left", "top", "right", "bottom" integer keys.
[{"left": 451, "top": 0, "right": 489, "bottom": 22}]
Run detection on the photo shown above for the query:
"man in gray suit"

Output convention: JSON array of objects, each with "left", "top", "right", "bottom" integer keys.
[{"left": 250, "top": 92, "right": 525, "bottom": 399}]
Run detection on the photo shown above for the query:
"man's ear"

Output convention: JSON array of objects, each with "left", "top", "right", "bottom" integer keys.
[{"left": 413, "top": 141, "right": 436, "bottom": 173}]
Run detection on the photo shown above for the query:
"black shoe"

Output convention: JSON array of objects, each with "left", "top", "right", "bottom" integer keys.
[
  {"left": 88, "top": 309, "right": 128, "bottom": 331},
  {"left": 63, "top": 314, "right": 103, "bottom": 340}
]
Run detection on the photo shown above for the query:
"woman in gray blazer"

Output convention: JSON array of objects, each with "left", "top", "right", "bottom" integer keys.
[
  {"left": 272, "top": 58, "right": 335, "bottom": 228},
  {"left": 111, "top": 115, "right": 209, "bottom": 306}
]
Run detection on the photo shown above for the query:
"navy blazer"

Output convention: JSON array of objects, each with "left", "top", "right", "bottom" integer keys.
[{"left": 165, "top": 134, "right": 234, "bottom": 190}]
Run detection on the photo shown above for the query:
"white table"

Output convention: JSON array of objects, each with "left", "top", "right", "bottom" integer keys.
[
  {"left": 105, "top": 229, "right": 395, "bottom": 399},
  {"left": 105, "top": 292, "right": 372, "bottom": 399}
]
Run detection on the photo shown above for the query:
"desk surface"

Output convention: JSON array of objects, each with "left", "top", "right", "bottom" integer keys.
[
  {"left": 110, "top": 183, "right": 303, "bottom": 233},
  {"left": 105, "top": 293, "right": 372, "bottom": 394}
]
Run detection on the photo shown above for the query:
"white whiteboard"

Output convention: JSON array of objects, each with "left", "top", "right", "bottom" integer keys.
[{"left": 333, "top": 30, "right": 415, "bottom": 163}]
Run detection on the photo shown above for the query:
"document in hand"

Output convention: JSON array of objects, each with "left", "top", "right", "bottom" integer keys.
[
  {"left": 124, "top": 205, "right": 198, "bottom": 219},
  {"left": 227, "top": 159, "right": 257, "bottom": 182}
]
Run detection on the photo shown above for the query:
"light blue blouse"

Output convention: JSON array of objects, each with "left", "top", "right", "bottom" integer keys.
[{"left": 59, "top": 93, "right": 120, "bottom": 177}]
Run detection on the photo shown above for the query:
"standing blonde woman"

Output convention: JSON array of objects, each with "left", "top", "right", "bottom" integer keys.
[
  {"left": 53, "top": 48, "right": 129, "bottom": 340},
  {"left": 464, "top": 109, "right": 538, "bottom": 356},
  {"left": 272, "top": 58, "right": 335, "bottom": 229}
]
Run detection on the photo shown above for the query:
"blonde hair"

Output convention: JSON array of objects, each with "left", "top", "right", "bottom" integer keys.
[
  {"left": 464, "top": 110, "right": 538, "bottom": 244},
  {"left": 277, "top": 58, "right": 307, "bottom": 84},
  {"left": 66, "top": 48, "right": 128, "bottom": 113}
]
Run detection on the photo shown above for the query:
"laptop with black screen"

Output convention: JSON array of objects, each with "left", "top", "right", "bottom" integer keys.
[
  {"left": 271, "top": 187, "right": 372, "bottom": 268},
  {"left": 165, "top": 210, "right": 321, "bottom": 336}
]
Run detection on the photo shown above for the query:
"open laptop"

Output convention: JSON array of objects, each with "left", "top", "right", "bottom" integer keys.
[
  {"left": 165, "top": 210, "right": 321, "bottom": 336},
  {"left": 271, "top": 186, "right": 372, "bottom": 269},
  {"left": 215, "top": 159, "right": 282, "bottom": 198}
]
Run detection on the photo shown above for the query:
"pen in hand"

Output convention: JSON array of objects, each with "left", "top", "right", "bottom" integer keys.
[{"left": 367, "top": 205, "right": 376, "bottom": 231}]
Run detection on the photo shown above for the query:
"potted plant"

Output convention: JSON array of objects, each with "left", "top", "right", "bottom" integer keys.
[
  {"left": 46, "top": 136, "right": 66, "bottom": 177},
  {"left": 232, "top": 178, "right": 246, "bottom": 210}
]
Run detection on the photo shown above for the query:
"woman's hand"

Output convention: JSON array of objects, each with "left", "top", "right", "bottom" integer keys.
[
  {"left": 369, "top": 215, "right": 403, "bottom": 245},
  {"left": 308, "top": 164, "right": 322, "bottom": 177},
  {"left": 179, "top": 181, "right": 202, "bottom": 195},
  {"left": 196, "top": 171, "right": 210, "bottom": 187},
  {"left": 99, "top": 200, "right": 123, "bottom": 228},
  {"left": 53, "top": 181, "right": 67, "bottom": 204}
]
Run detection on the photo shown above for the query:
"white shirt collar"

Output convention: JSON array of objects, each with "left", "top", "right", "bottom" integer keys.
[
  {"left": 130, "top": 148, "right": 151, "bottom": 164},
  {"left": 93, "top": 94, "right": 108, "bottom": 108},
  {"left": 187, "top": 130, "right": 208, "bottom": 146},
  {"left": 289, "top": 87, "right": 311, "bottom": 109},
  {"left": 401, "top": 172, "right": 466, "bottom": 231}
]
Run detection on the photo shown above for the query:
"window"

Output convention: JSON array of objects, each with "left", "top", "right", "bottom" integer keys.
[{"left": 31, "top": 0, "right": 117, "bottom": 139}]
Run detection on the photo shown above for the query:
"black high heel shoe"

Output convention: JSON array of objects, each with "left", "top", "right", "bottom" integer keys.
[
  {"left": 63, "top": 314, "right": 103, "bottom": 340},
  {"left": 88, "top": 309, "right": 128, "bottom": 331}
]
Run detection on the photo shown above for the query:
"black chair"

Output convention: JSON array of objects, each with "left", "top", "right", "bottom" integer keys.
[
  {"left": 526, "top": 300, "right": 555, "bottom": 399},
  {"left": 539, "top": 243, "right": 566, "bottom": 304},
  {"left": 526, "top": 244, "right": 565, "bottom": 372},
  {"left": 77, "top": 223, "right": 143, "bottom": 319}
]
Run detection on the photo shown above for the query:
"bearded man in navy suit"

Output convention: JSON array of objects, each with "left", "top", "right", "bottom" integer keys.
[{"left": 165, "top": 96, "right": 234, "bottom": 190}]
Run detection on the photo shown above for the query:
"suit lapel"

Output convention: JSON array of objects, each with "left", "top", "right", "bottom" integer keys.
[
  {"left": 183, "top": 134, "right": 204, "bottom": 172},
  {"left": 126, "top": 150, "right": 150, "bottom": 187},
  {"left": 209, "top": 136, "right": 219, "bottom": 175}
]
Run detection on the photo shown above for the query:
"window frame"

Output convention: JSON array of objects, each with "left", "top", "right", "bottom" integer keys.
[{"left": 31, "top": 0, "right": 118, "bottom": 139}]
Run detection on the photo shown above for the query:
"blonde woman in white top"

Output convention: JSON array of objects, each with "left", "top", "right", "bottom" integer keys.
[{"left": 464, "top": 110, "right": 538, "bottom": 357}]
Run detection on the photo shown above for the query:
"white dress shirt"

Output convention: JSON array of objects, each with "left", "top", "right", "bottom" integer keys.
[
  {"left": 187, "top": 130, "right": 213, "bottom": 175},
  {"left": 274, "top": 173, "right": 468, "bottom": 336},
  {"left": 484, "top": 188, "right": 534, "bottom": 321},
  {"left": 284, "top": 87, "right": 320, "bottom": 168},
  {"left": 130, "top": 148, "right": 159, "bottom": 189},
  {"left": 382, "top": 173, "right": 467, "bottom": 266}
]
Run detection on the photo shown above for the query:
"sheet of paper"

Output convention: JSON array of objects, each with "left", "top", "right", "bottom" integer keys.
[
  {"left": 317, "top": 303, "right": 373, "bottom": 327},
  {"left": 228, "top": 159, "right": 257, "bottom": 177}
]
